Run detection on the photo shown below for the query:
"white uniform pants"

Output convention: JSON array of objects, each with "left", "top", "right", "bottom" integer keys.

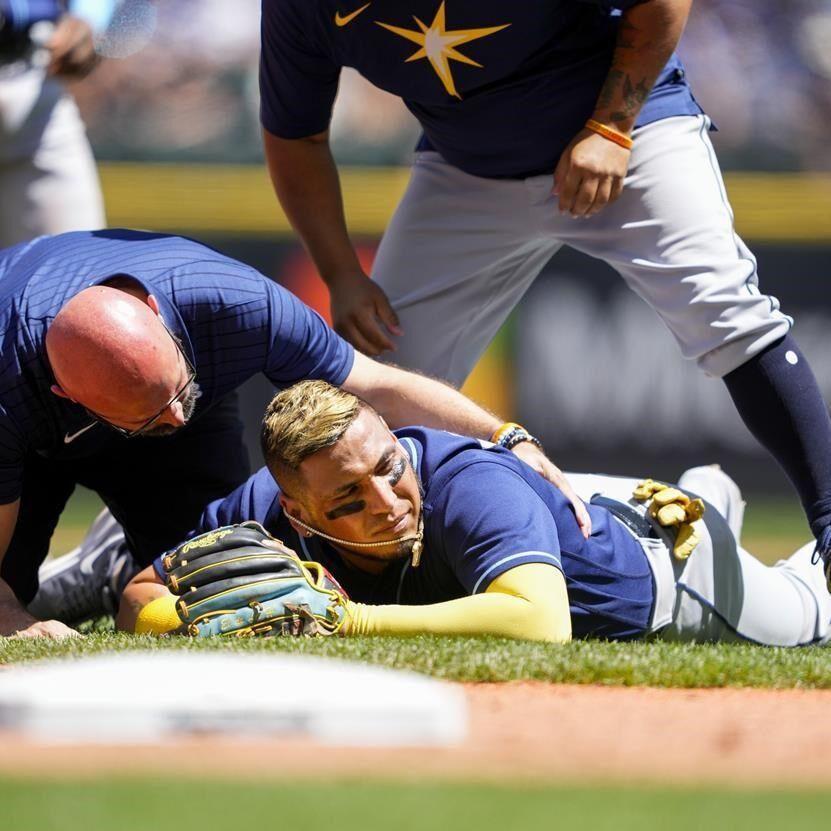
[
  {"left": 566, "top": 467, "right": 831, "bottom": 646},
  {"left": 0, "top": 64, "right": 105, "bottom": 248},
  {"left": 373, "top": 115, "right": 791, "bottom": 385}
]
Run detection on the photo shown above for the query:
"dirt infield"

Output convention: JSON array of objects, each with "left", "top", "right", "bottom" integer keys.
[{"left": 2, "top": 682, "right": 830, "bottom": 786}]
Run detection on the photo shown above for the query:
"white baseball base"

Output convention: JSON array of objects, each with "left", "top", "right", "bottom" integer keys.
[{"left": 0, "top": 651, "right": 467, "bottom": 746}]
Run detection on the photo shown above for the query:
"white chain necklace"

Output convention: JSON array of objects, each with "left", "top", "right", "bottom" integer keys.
[{"left": 288, "top": 513, "right": 425, "bottom": 567}]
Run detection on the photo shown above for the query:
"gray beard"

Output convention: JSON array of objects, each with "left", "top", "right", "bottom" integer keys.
[{"left": 142, "top": 381, "right": 203, "bottom": 437}]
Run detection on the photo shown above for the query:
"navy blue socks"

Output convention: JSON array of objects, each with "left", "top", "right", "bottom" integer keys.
[{"left": 723, "top": 334, "right": 831, "bottom": 550}]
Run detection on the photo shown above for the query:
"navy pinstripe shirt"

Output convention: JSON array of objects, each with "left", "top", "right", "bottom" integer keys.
[{"left": 0, "top": 229, "right": 354, "bottom": 503}]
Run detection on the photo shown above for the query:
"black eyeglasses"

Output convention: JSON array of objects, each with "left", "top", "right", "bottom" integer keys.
[{"left": 83, "top": 326, "right": 197, "bottom": 439}]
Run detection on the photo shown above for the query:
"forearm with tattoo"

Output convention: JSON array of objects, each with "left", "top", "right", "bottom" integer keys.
[{"left": 592, "top": 1, "right": 692, "bottom": 133}]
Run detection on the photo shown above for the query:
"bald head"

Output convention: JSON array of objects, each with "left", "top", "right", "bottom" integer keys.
[{"left": 46, "top": 286, "right": 185, "bottom": 427}]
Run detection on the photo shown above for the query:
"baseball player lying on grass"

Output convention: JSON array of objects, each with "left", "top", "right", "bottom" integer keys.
[{"left": 105, "top": 380, "right": 831, "bottom": 646}]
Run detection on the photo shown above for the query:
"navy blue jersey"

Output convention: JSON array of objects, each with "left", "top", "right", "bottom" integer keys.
[
  {"left": 260, "top": 0, "right": 703, "bottom": 179},
  {"left": 158, "top": 427, "right": 655, "bottom": 640},
  {"left": 0, "top": 230, "right": 354, "bottom": 504}
]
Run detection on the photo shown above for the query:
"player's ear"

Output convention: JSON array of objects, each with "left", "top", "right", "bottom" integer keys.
[
  {"left": 146, "top": 294, "right": 161, "bottom": 315},
  {"left": 286, "top": 514, "right": 314, "bottom": 539},
  {"left": 280, "top": 495, "right": 307, "bottom": 534},
  {"left": 50, "top": 384, "right": 71, "bottom": 400}
]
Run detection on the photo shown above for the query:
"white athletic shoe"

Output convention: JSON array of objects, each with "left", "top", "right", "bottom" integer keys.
[
  {"left": 677, "top": 464, "right": 746, "bottom": 542},
  {"left": 28, "top": 509, "right": 140, "bottom": 624}
]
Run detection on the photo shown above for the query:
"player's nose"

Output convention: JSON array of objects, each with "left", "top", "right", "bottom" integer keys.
[{"left": 366, "top": 476, "right": 399, "bottom": 515}]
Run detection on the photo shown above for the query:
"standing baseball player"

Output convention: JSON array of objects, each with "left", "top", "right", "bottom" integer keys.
[
  {"left": 0, "top": 1, "right": 114, "bottom": 247},
  {"left": 114, "top": 381, "right": 831, "bottom": 647},
  {"left": 259, "top": 0, "right": 831, "bottom": 579},
  {"left": 0, "top": 228, "right": 581, "bottom": 639}
]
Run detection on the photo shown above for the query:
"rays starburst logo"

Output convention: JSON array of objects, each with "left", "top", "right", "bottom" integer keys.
[{"left": 376, "top": 2, "right": 510, "bottom": 99}]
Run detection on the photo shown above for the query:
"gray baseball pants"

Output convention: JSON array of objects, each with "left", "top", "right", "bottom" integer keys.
[{"left": 373, "top": 115, "right": 790, "bottom": 385}]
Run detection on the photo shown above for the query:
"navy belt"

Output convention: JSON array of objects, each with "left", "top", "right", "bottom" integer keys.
[{"left": 590, "top": 494, "right": 658, "bottom": 539}]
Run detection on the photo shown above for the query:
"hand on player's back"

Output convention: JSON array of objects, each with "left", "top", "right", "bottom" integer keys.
[
  {"left": 553, "top": 129, "right": 631, "bottom": 219},
  {"left": 47, "top": 15, "right": 99, "bottom": 78},
  {"left": 330, "top": 271, "right": 404, "bottom": 356},
  {"left": 510, "top": 442, "right": 592, "bottom": 539}
]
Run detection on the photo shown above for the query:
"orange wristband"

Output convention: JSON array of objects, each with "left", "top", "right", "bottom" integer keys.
[
  {"left": 585, "top": 119, "right": 633, "bottom": 150},
  {"left": 491, "top": 422, "right": 524, "bottom": 444}
]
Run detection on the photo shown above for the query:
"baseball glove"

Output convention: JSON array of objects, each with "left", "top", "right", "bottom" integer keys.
[{"left": 162, "top": 521, "right": 350, "bottom": 638}]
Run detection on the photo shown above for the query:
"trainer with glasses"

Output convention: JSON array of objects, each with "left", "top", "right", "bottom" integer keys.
[
  {"left": 260, "top": 0, "right": 831, "bottom": 583},
  {"left": 115, "top": 381, "right": 831, "bottom": 647},
  {"left": 0, "top": 228, "right": 584, "bottom": 639}
]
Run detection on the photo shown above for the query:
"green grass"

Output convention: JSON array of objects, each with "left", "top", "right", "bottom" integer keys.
[
  {"left": 48, "top": 487, "right": 104, "bottom": 556},
  {"left": 1, "top": 780, "right": 829, "bottom": 831},
  {"left": 2, "top": 633, "right": 830, "bottom": 688}
]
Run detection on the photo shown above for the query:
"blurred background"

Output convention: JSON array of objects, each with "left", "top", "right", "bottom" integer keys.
[{"left": 21, "top": 0, "right": 831, "bottom": 548}]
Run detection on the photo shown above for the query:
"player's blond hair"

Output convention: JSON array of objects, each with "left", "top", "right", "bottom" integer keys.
[{"left": 261, "top": 380, "right": 366, "bottom": 475}]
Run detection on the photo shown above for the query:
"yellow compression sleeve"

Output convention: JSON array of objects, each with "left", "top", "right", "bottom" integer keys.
[
  {"left": 346, "top": 562, "right": 571, "bottom": 643},
  {"left": 134, "top": 593, "right": 181, "bottom": 635}
]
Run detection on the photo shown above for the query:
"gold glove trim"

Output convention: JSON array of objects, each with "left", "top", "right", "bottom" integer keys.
[
  {"left": 170, "top": 553, "right": 295, "bottom": 590},
  {"left": 180, "top": 528, "right": 234, "bottom": 554}
]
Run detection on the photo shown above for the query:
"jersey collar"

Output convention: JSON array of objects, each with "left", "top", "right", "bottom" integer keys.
[{"left": 395, "top": 433, "right": 422, "bottom": 480}]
